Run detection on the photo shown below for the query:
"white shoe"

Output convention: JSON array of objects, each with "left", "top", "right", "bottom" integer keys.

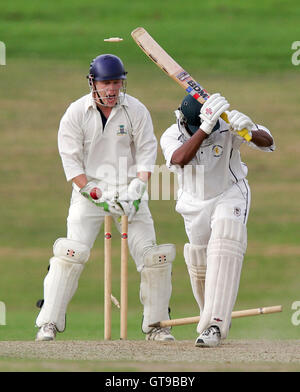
[
  {"left": 195, "top": 325, "right": 221, "bottom": 347},
  {"left": 35, "top": 323, "right": 57, "bottom": 341},
  {"left": 146, "top": 327, "right": 175, "bottom": 341}
]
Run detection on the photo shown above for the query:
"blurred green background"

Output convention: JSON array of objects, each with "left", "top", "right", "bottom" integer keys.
[{"left": 0, "top": 0, "right": 299, "bottom": 346}]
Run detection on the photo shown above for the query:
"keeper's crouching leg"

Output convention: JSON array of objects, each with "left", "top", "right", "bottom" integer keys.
[
  {"left": 36, "top": 238, "right": 90, "bottom": 332},
  {"left": 197, "top": 219, "right": 247, "bottom": 339},
  {"left": 140, "top": 244, "right": 176, "bottom": 335}
]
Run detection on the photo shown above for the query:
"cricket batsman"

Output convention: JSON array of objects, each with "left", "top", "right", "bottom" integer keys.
[
  {"left": 160, "top": 93, "right": 275, "bottom": 347},
  {"left": 35, "top": 54, "right": 176, "bottom": 341}
]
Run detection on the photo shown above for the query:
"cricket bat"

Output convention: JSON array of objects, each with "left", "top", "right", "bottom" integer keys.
[{"left": 131, "top": 27, "right": 252, "bottom": 142}]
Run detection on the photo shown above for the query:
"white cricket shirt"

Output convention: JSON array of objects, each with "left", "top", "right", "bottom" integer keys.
[
  {"left": 160, "top": 119, "right": 275, "bottom": 201},
  {"left": 58, "top": 92, "right": 157, "bottom": 186}
]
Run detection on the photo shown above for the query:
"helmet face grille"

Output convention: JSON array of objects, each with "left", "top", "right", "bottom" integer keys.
[{"left": 88, "top": 80, "right": 127, "bottom": 107}]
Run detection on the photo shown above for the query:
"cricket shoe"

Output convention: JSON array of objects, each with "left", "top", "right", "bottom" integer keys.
[
  {"left": 195, "top": 325, "right": 221, "bottom": 347},
  {"left": 35, "top": 323, "right": 57, "bottom": 341},
  {"left": 146, "top": 327, "right": 175, "bottom": 341}
]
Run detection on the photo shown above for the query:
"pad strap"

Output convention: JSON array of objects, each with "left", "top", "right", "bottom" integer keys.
[{"left": 184, "top": 244, "right": 207, "bottom": 313}]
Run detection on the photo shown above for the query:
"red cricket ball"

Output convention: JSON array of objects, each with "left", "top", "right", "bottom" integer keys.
[{"left": 90, "top": 187, "right": 101, "bottom": 200}]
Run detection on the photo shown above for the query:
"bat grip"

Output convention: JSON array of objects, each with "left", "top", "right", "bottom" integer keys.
[{"left": 221, "top": 112, "right": 252, "bottom": 142}]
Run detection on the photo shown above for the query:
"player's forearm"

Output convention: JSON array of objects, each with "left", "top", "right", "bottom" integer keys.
[
  {"left": 72, "top": 173, "right": 88, "bottom": 189},
  {"left": 250, "top": 130, "right": 273, "bottom": 147},
  {"left": 171, "top": 129, "right": 207, "bottom": 167},
  {"left": 137, "top": 171, "right": 151, "bottom": 182}
]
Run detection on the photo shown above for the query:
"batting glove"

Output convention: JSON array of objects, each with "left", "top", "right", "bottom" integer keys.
[
  {"left": 227, "top": 110, "right": 253, "bottom": 141},
  {"left": 200, "top": 93, "right": 230, "bottom": 135}
]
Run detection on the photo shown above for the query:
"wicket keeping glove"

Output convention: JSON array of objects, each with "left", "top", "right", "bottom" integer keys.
[
  {"left": 80, "top": 182, "right": 124, "bottom": 216},
  {"left": 126, "top": 178, "right": 147, "bottom": 223}
]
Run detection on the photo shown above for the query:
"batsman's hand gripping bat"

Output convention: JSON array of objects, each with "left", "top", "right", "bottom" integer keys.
[{"left": 131, "top": 27, "right": 252, "bottom": 142}]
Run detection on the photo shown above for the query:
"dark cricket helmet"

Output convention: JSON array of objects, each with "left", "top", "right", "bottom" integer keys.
[
  {"left": 180, "top": 94, "right": 220, "bottom": 136},
  {"left": 88, "top": 54, "right": 127, "bottom": 83}
]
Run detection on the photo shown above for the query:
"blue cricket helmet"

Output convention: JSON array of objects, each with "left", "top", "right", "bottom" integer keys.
[
  {"left": 180, "top": 94, "right": 220, "bottom": 136},
  {"left": 88, "top": 54, "right": 127, "bottom": 82}
]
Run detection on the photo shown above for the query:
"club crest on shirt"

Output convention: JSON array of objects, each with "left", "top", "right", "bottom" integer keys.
[
  {"left": 117, "top": 124, "right": 127, "bottom": 135},
  {"left": 234, "top": 207, "right": 242, "bottom": 217},
  {"left": 212, "top": 145, "right": 223, "bottom": 157}
]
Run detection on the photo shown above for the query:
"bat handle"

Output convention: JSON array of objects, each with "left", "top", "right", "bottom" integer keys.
[{"left": 220, "top": 112, "right": 252, "bottom": 142}]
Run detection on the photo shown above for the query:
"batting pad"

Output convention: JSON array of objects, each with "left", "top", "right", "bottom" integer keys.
[
  {"left": 140, "top": 244, "right": 176, "bottom": 333},
  {"left": 197, "top": 219, "right": 247, "bottom": 338},
  {"left": 184, "top": 243, "right": 207, "bottom": 314},
  {"left": 36, "top": 238, "right": 90, "bottom": 332}
]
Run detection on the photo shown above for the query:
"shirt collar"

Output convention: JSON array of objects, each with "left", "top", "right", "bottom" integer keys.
[{"left": 84, "top": 92, "right": 97, "bottom": 112}]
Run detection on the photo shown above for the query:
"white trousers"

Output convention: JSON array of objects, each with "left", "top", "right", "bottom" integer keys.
[{"left": 176, "top": 180, "right": 251, "bottom": 246}]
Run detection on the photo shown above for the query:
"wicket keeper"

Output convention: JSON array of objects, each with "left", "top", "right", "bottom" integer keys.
[{"left": 35, "top": 54, "right": 176, "bottom": 342}]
